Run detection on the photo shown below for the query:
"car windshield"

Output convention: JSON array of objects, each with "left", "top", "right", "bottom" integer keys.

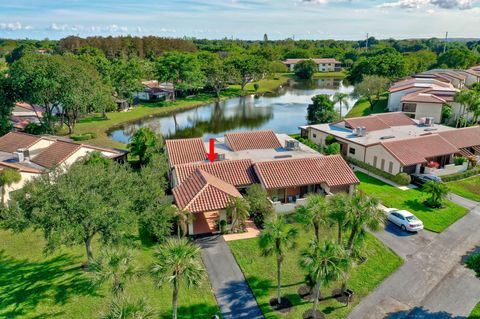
[{"left": 406, "top": 216, "right": 418, "bottom": 222}]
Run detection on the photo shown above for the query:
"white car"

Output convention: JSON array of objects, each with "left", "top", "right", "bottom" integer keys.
[{"left": 387, "top": 209, "right": 424, "bottom": 232}]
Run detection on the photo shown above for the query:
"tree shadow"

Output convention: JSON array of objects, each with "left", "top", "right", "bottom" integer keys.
[
  {"left": 0, "top": 250, "right": 100, "bottom": 318},
  {"left": 246, "top": 276, "right": 275, "bottom": 298},
  {"left": 385, "top": 307, "right": 466, "bottom": 319},
  {"left": 159, "top": 303, "right": 220, "bottom": 319},
  {"left": 403, "top": 199, "right": 434, "bottom": 213}
]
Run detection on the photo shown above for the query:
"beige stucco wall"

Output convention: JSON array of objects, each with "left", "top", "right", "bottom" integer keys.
[
  {"left": 451, "top": 102, "right": 476, "bottom": 123},
  {"left": 411, "top": 102, "right": 443, "bottom": 123},
  {"left": 365, "top": 144, "right": 403, "bottom": 174},
  {"left": 388, "top": 88, "right": 420, "bottom": 111},
  {"left": 307, "top": 128, "right": 366, "bottom": 162},
  {"left": 3, "top": 171, "right": 40, "bottom": 204}
]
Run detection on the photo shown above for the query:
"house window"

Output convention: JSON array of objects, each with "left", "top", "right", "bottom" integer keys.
[
  {"left": 381, "top": 159, "right": 385, "bottom": 170},
  {"left": 402, "top": 103, "right": 417, "bottom": 113},
  {"left": 270, "top": 188, "right": 286, "bottom": 203},
  {"left": 313, "top": 134, "right": 317, "bottom": 138},
  {"left": 373, "top": 156, "right": 378, "bottom": 167},
  {"left": 349, "top": 147, "right": 356, "bottom": 155},
  {"left": 388, "top": 162, "right": 393, "bottom": 174}
]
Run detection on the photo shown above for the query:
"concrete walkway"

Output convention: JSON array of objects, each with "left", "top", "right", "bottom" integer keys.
[
  {"left": 348, "top": 197, "right": 480, "bottom": 319},
  {"left": 197, "top": 236, "right": 264, "bottom": 319}
]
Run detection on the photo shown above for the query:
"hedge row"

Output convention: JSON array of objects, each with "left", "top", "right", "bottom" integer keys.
[
  {"left": 70, "top": 132, "right": 97, "bottom": 141},
  {"left": 346, "top": 156, "right": 411, "bottom": 186},
  {"left": 442, "top": 166, "right": 480, "bottom": 182}
]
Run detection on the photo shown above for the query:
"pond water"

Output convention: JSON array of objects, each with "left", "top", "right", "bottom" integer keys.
[{"left": 108, "top": 77, "right": 356, "bottom": 143}]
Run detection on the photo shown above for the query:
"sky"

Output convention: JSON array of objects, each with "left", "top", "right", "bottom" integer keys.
[{"left": 1, "top": 0, "right": 480, "bottom": 40}]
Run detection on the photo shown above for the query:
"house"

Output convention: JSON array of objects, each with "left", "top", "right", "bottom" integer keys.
[
  {"left": 134, "top": 80, "right": 174, "bottom": 102},
  {"left": 282, "top": 58, "right": 343, "bottom": 72},
  {"left": 387, "top": 69, "right": 480, "bottom": 124},
  {"left": 165, "top": 130, "right": 359, "bottom": 236},
  {"left": 10, "top": 102, "right": 45, "bottom": 131},
  {"left": 0, "top": 132, "right": 125, "bottom": 204},
  {"left": 301, "top": 112, "right": 480, "bottom": 176}
]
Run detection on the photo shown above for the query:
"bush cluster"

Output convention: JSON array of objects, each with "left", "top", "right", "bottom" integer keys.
[
  {"left": 71, "top": 132, "right": 97, "bottom": 141},
  {"left": 441, "top": 166, "right": 480, "bottom": 182}
]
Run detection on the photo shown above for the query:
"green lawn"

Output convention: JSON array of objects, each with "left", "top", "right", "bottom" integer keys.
[
  {"left": 356, "top": 172, "right": 468, "bottom": 233},
  {"left": 0, "top": 229, "right": 219, "bottom": 319},
  {"left": 228, "top": 223, "right": 402, "bottom": 319},
  {"left": 345, "top": 93, "right": 388, "bottom": 118},
  {"left": 469, "top": 302, "right": 480, "bottom": 319},
  {"left": 447, "top": 176, "right": 480, "bottom": 202},
  {"left": 72, "top": 74, "right": 289, "bottom": 149}
]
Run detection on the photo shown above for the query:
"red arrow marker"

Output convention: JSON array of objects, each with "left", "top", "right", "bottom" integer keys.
[{"left": 207, "top": 138, "right": 217, "bottom": 163}]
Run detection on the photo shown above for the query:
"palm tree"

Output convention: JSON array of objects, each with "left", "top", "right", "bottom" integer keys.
[
  {"left": 345, "top": 192, "right": 385, "bottom": 255},
  {"left": 332, "top": 92, "right": 350, "bottom": 119},
  {"left": 101, "top": 295, "right": 155, "bottom": 319},
  {"left": 172, "top": 205, "right": 194, "bottom": 237},
  {"left": 454, "top": 90, "right": 480, "bottom": 127},
  {"left": 226, "top": 196, "right": 250, "bottom": 233},
  {"left": 328, "top": 193, "right": 351, "bottom": 245},
  {"left": 295, "top": 194, "right": 329, "bottom": 241},
  {"left": 300, "top": 239, "right": 349, "bottom": 316},
  {"left": 423, "top": 181, "right": 449, "bottom": 207},
  {"left": 0, "top": 168, "right": 21, "bottom": 205},
  {"left": 259, "top": 217, "right": 298, "bottom": 305},
  {"left": 89, "top": 246, "right": 141, "bottom": 296},
  {"left": 150, "top": 238, "right": 204, "bottom": 319}
]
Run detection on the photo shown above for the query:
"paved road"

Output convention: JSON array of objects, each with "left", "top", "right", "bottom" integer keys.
[
  {"left": 349, "top": 199, "right": 480, "bottom": 319},
  {"left": 197, "top": 236, "right": 264, "bottom": 319}
]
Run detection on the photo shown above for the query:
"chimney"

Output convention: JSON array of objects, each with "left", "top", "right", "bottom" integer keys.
[{"left": 15, "top": 148, "right": 30, "bottom": 162}]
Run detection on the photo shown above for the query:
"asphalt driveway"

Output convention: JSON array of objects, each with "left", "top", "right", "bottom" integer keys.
[{"left": 197, "top": 236, "right": 264, "bottom": 319}]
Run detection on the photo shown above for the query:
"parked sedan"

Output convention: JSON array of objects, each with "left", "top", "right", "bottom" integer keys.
[
  {"left": 387, "top": 209, "right": 424, "bottom": 232},
  {"left": 411, "top": 173, "right": 442, "bottom": 186}
]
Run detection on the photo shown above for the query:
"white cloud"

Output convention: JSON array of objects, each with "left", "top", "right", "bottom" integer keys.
[
  {"left": 0, "top": 22, "right": 32, "bottom": 31},
  {"left": 378, "top": 0, "right": 479, "bottom": 9}
]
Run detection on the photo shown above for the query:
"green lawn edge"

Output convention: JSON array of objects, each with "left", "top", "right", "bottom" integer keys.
[
  {"left": 469, "top": 302, "right": 480, "bottom": 319},
  {"left": 345, "top": 93, "right": 388, "bottom": 118},
  {"left": 447, "top": 176, "right": 480, "bottom": 202}
]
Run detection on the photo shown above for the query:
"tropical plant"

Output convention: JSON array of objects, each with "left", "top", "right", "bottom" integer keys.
[
  {"left": 150, "top": 238, "right": 204, "bottom": 319},
  {"left": 324, "top": 142, "right": 341, "bottom": 155},
  {"left": 300, "top": 239, "right": 349, "bottom": 317},
  {"left": 259, "top": 217, "right": 298, "bottom": 305},
  {"left": 89, "top": 246, "right": 141, "bottom": 296},
  {"left": 345, "top": 192, "right": 385, "bottom": 255},
  {"left": 465, "top": 253, "right": 480, "bottom": 278},
  {"left": 394, "top": 172, "right": 411, "bottom": 186},
  {"left": 0, "top": 168, "right": 21, "bottom": 205},
  {"left": 332, "top": 92, "right": 350, "bottom": 119},
  {"left": 226, "top": 196, "right": 250, "bottom": 233},
  {"left": 100, "top": 295, "right": 155, "bottom": 319},
  {"left": 172, "top": 205, "right": 193, "bottom": 237},
  {"left": 128, "top": 127, "right": 163, "bottom": 165},
  {"left": 328, "top": 193, "right": 351, "bottom": 245},
  {"left": 454, "top": 89, "right": 480, "bottom": 127},
  {"left": 295, "top": 194, "right": 330, "bottom": 241},
  {"left": 423, "top": 181, "right": 449, "bottom": 208},
  {"left": 245, "top": 184, "right": 274, "bottom": 228},
  {"left": 306, "top": 94, "right": 339, "bottom": 124},
  {"left": 294, "top": 60, "right": 317, "bottom": 79}
]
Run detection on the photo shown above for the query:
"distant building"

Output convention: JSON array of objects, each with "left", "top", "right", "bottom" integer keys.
[
  {"left": 134, "top": 80, "right": 174, "bottom": 102},
  {"left": 282, "top": 58, "right": 343, "bottom": 72},
  {"left": 10, "top": 102, "right": 44, "bottom": 131}
]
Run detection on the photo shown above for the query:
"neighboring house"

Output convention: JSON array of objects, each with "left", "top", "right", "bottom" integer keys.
[
  {"left": 10, "top": 102, "right": 45, "bottom": 131},
  {"left": 301, "top": 112, "right": 480, "bottom": 176},
  {"left": 387, "top": 69, "right": 480, "bottom": 124},
  {"left": 282, "top": 58, "right": 343, "bottom": 72},
  {"left": 165, "top": 130, "right": 359, "bottom": 236},
  {"left": 0, "top": 132, "right": 126, "bottom": 204},
  {"left": 134, "top": 80, "right": 174, "bottom": 102}
]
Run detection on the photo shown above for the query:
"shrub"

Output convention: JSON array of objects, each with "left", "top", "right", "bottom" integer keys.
[
  {"left": 441, "top": 166, "right": 480, "bottom": 182},
  {"left": 466, "top": 253, "right": 480, "bottom": 277},
  {"left": 394, "top": 173, "right": 411, "bottom": 186},
  {"left": 296, "top": 137, "right": 320, "bottom": 152},
  {"left": 453, "top": 156, "right": 467, "bottom": 166},
  {"left": 253, "top": 83, "right": 260, "bottom": 92},
  {"left": 324, "top": 142, "right": 341, "bottom": 155},
  {"left": 219, "top": 220, "right": 228, "bottom": 234},
  {"left": 325, "top": 134, "right": 337, "bottom": 145},
  {"left": 71, "top": 132, "right": 97, "bottom": 141},
  {"left": 346, "top": 156, "right": 398, "bottom": 183}
]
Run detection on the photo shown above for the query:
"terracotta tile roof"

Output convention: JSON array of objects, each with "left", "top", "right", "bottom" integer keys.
[
  {"left": 389, "top": 78, "right": 454, "bottom": 93},
  {"left": 374, "top": 112, "right": 417, "bottom": 127},
  {"left": 14, "top": 102, "right": 44, "bottom": 115},
  {"left": 401, "top": 91, "right": 447, "bottom": 104},
  {"left": 438, "top": 126, "right": 480, "bottom": 149},
  {"left": 253, "top": 155, "right": 359, "bottom": 189},
  {"left": 31, "top": 140, "right": 82, "bottom": 169},
  {"left": 381, "top": 134, "right": 458, "bottom": 166},
  {"left": 0, "top": 132, "right": 42, "bottom": 153},
  {"left": 342, "top": 112, "right": 415, "bottom": 132},
  {"left": 165, "top": 138, "right": 207, "bottom": 167},
  {"left": 174, "top": 159, "right": 257, "bottom": 187},
  {"left": 172, "top": 169, "right": 242, "bottom": 214},
  {"left": 225, "top": 130, "right": 282, "bottom": 151},
  {"left": 283, "top": 58, "right": 341, "bottom": 65},
  {"left": 0, "top": 162, "right": 43, "bottom": 174}
]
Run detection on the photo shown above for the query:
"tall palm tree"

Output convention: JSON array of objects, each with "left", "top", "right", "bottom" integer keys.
[
  {"left": 345, "top": 192, "right": 385, "bottom": 255},
  {"left": 101, "top": 296, "right": 155, "bottom": 319},
  {"left": 454, "top": 90, "right": 480, "bottom": 127},
  {"left": 332, "top": 92, "right": 350, "bottom": 119},
  {"left": 423, "top": 181, "right": 449, "bottom": 207},
  {"left": 295, "top": 194, "right": 329, "bottom": 241},
  {"left": 172, "top": 205, "right": 194, "bottom": 237},
  {"left": 226, "top": 196, "right": 250, "bottom": 233},
  {"left": 150, "top": 238, "right": 204, "bottom": 319},
  {"left": 328, "top": 193, "right": 351, "bottom": 245},
  {"left": 300, "top": 239, "right": 349, "bottom": 316},
  {"left": 89, "top": 246, "right": 141, "bottom": 296},
  {"left": 0, "top": 168, "right": 21, "bottom": 206},
  {"left": 259, "top": 217, "right": 298, "bottom": 305}
]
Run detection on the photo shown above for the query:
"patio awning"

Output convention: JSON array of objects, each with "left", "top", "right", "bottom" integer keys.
[
  {"left": 458, "top": 148, "right": 474, "bottom": 157},
  {"left": 472, "top": 145, "right": 480, "bottom": 154}
]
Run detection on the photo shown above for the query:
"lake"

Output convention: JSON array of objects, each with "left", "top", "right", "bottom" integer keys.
[{"left": 108, "top": 76, "right": 356, "bottom": 143}]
